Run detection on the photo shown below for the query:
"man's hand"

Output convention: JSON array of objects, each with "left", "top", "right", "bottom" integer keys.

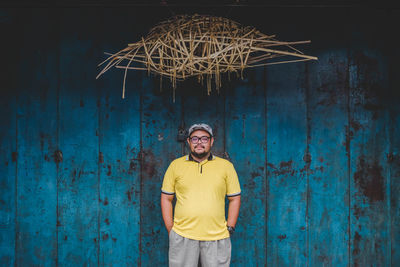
[
  {"left": 227, "top": 225, "right": 235, "bottom": 235},
  {"left": 161, "top": 193, "right": 174, "bottom": 233}
]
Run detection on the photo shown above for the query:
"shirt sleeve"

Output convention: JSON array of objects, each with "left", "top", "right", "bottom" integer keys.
[
  {"left": 161, "top": 161, "right": 176, "bottom": 195},
  {"left": 226, "top": 162, "right": 241, "bottom": 197}
]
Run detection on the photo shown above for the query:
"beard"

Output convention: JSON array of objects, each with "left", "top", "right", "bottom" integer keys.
[
  {"left": 191, "top": 151, "right": 209, "bottom": 158},
  {"left": 191, "top": 144, "right": 209, "bottom": 159}
]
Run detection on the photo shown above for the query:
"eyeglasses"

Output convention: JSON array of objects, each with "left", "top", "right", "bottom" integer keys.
[{"left": 189, "top": 136, "right": 211, "bottom": 144}]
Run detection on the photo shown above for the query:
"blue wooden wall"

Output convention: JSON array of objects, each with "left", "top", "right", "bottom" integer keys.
[{"left": 1, "top": 6, "right": 399, "bottom": 266}]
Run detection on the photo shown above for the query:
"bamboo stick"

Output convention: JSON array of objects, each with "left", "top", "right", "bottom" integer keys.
[{"left": 97, "top": 14, "right": 318, "bottom": 97}]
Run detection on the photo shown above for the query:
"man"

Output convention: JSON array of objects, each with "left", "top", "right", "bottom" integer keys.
[{"left": 161, "top": 123, "right": 241, "bottom": 267}]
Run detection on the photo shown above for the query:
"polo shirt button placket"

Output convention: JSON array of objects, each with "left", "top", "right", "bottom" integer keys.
[{"left": 199, "top": 160, "right": 208, "bottom": 174}]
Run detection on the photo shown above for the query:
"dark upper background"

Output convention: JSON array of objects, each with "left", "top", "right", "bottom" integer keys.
[{"left": 1, "top": 0, "right": 399, "bottom": 97}]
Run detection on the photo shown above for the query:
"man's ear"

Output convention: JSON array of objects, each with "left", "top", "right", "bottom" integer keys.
[
  {"left": 187, "top": 138, "right": 191, "bottom": 146},
  {"left": 210, "top": 137, "right": 214, "bottom": 147}
]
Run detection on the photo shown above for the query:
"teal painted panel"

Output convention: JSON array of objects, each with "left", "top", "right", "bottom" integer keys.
[
  {"left": 307, "top": 51, "right": 350, "bottom": 266},
  {"left": 97, "top": 10, "right": 142, "bottom": 266},
  {"left": 0, "top": 9, "right": 18, "bottom": 266},
  {"left": 389, "top": 98, "right": 400, "bottom": 266},
  {"left": 388, "top": 12, "right": 400, "bottom": 266},
  {"left": 0, "top": 87, "right": 17, "bottom": 266},
  {"left": 15, "top": 11, "right": 58, "bottom": 266},
  {"left": 140, "top": 75, "right": 182, "bottom": 266},
  {"left": 266, "top": 63, "right": 308, "bottom": 267},
  {"left": 180, "top": 79, "right": 225, "bottom": 157},
  {"left": 225, "top": 68, "right": 266, "bottom": 265},
  {"left": 98, "top": 82, "right": 141, "bottom": 266},
  {"left": 57, "top": 9, "right": 100, "bottom": 266},
  {"left": 349, "top": 48, "right": 391, "bottom": 266}
]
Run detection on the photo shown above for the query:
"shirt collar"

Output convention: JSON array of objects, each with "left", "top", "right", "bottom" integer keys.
[{"left": 186, "top": 153, "right": 214, "bottom": 162}]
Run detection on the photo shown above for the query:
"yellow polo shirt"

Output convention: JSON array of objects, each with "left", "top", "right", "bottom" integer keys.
[{"left": 161, "top": 154, "right": 241, "bottom": 241}]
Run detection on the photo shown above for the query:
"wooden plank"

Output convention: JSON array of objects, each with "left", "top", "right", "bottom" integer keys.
[
  {"left": 388, "top": 12, "right": 400, "bottom": 264},
  {"left": 0, "top": 94, "right": 17, "bottom": 266},
  {"left": 0, "top": 8, "right": 18, "bottom": 267},
  {"left": 225, "top": 68, "right": 266, "bottom": 265},
  {"left": 389, "top": 96, "right": 400, "bottom": 265},
  {"left": 307, "top": 51, "right": 350, "bottom": 266},
  {"left": 98, "top": 77, "right": 141, "bottom": 266},
  {"left": 14, "top": 10, "right": 58, "bottom": 266},
  {"left": 57, "top": 9, "right": 100, "bottom": 266},
  {"left": 179, "top": 79, "right": 225, "bottom": 157},
  {"left": 348, "top": 49, "right": 390, "bottom": 266},
  {"left": 140, "top": 75, "right": 182, "bottom": 266},
  {"left": 266, "top": 63, "right": 308, "bottom": 266},
  {"left": 97, "top": 9, "right": 141, "bottom": 264}
]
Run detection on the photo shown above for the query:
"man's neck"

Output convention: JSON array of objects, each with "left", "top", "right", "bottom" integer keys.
[{"left": 190, "top": 152, "right": 211, "bottom": 163}]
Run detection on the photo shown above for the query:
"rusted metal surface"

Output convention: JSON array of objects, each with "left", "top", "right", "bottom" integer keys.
[{"left": 1, "top": 7, "right": 399, "bottom": 267}]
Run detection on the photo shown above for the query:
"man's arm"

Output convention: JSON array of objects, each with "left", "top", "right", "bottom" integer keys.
[
  {"left": 161, "top": 193, "right": 174, "bottom": 233},
  {"left": 227, "top": 195, "right": 241, "bottom": 228}
]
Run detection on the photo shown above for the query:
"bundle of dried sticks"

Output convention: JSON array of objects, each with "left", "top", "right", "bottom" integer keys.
[{"left": 97, "top": 14, "right": 317, "bottom": 99}]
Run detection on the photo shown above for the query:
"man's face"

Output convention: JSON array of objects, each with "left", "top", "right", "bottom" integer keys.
[{"left": 187, "top": 129, "right": 214, "bottom": 158}]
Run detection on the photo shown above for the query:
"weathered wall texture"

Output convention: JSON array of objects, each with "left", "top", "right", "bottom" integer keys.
[{"left": 0, "top": 6, "right": 399, "bottom": 266}]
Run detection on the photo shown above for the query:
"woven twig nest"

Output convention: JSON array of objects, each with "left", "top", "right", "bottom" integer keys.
[{"left": 97, "top": 14, "right": 317, "bottom": 99}]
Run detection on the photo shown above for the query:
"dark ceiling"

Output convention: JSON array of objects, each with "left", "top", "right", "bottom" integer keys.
[{"left": 1, "top": 0, "right": 398, "bottom": 8}]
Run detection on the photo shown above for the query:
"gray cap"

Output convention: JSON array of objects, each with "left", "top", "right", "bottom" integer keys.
[{"left": 188, "top": 123, "right": 213, "bottom": 137}]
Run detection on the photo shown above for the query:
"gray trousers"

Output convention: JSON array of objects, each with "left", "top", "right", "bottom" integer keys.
[{"left": 169, "top": 229, "right": 231, "bottom": 267}]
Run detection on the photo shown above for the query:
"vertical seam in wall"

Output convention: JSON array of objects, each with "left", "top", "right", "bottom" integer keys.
[
  {"left": 387, "top": 21, "right": 394, "bottom": 265},
  {"left": 223, "top": 84, "right": 226, "bottom": 156},
  {"left": 55, "top": 18, "right": 61, "bottom": 265},
  {"left": 181, "top": 94, "right": 185, "bottom": 155},
  {"left": 14, "top": 95, "right": 18, "bottom": 267},
  {"left": 387, "top": 35, "right": 393, "bottom": 267},
  {"left": 346, "top": 50, "right": 352, "bottom": 267},
  {"left": 97, "top": 71, "right": 102, "bottom": 267},
  {"left": 388, "top": 102, "right": 392, "bottom": 267},
  {"left": 139, "top": 74, "right": 143, "bottom": 267},
  {"left": 305, "top": 63, "right": 311, "bottom": 267},
  {"left": 263, "top": 66, "right": 268, "bottom": 266}
]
